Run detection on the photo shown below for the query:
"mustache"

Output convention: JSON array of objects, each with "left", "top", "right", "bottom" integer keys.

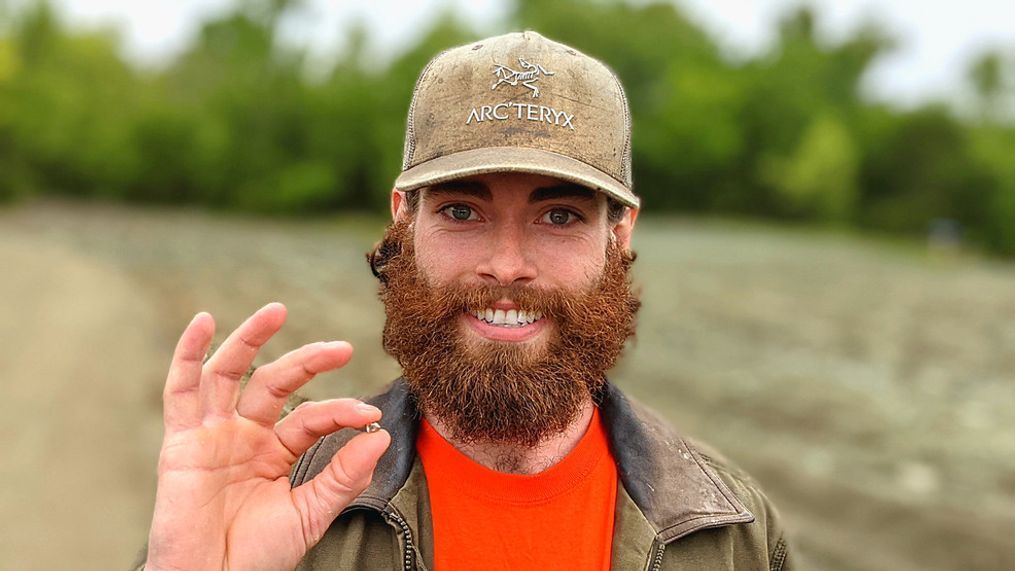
[{"left": 424, "top": 283, "right": 577, "bottom": 318}]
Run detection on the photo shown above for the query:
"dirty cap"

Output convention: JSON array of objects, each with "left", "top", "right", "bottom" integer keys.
[{"left": 395, "top": 31, "right": 639, "bottom": 209}]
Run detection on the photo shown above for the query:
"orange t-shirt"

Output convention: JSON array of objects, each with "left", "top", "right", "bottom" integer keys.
[{"left": 416, "top": 408, "right": 618, "bottom": 570}]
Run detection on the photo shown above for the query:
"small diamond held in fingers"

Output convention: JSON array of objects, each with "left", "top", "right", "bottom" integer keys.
[{"left": 363, "top": 422, "right": 381, "bottom": 433}]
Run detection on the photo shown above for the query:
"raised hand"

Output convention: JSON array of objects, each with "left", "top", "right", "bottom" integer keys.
[{"left": 145, "top": 303, "right": 390, "bottom": 571}]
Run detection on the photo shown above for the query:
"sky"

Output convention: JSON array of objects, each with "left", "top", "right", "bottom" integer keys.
[{"left": 36, "top": 0, "right": 1015, "bottom": 108}]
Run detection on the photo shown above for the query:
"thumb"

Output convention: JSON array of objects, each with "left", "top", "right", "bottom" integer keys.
[{"left": 291, "top": 430, "right": 391, "bottom": 546}]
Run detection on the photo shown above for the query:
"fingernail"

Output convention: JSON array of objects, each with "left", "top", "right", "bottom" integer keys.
[{"left": 356, "top": 402, "right": 380, "bottom": 415}]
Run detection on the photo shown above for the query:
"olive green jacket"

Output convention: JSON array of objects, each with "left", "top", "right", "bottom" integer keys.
[{"left": 291, "top": 379, "right": 792, "bottom": 570}]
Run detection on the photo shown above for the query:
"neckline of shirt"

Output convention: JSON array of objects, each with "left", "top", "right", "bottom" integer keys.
[{"left": 416, "top": 407, "right": 612, "bottom": 505}]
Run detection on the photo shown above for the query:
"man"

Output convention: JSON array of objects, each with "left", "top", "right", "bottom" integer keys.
[{"left": 141, "top": 31, "right": 792, "bottom": 570}]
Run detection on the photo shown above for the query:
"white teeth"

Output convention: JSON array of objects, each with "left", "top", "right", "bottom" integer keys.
[{"left": 471, "top": 307, "right": 544, "bottom": 327}]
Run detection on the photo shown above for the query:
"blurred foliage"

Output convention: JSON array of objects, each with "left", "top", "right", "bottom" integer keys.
[{"left": 2, "top": 0, "right": 1015, "bottom": 254}]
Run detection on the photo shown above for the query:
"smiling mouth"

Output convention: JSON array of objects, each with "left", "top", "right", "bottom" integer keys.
[{"left": 468, "top": 307, "right": 544, "bottom": 328}]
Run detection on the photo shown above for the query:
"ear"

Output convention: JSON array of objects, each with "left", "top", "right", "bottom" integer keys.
[
  {"left": 611, "top": 207, "right": 639, "bottom": 252},
  {"left": 391, "top": 189, "right": 409, "bottom": 221}
]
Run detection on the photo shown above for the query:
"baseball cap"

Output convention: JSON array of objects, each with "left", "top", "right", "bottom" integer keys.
[{"left": 394, "top": 31, "right": 640, "bottom": 209}]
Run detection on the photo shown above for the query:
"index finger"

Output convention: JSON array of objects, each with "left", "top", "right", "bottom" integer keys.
[
  {"left": 200, "top": 302, "right": 287, "bottom": 417},
  {"left": 163, "top": 312, "right": 215, "bottom": 430},
  {"left": 237, "top": 340, "right": 354, "bottom": 425}
]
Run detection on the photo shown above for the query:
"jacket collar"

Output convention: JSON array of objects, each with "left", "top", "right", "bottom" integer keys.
[
  {"left": 599, "top": 382, "right": 754, "bottom": 543},
  {"left": 290, "top": 378, "right": 753, "bottom": 544}
]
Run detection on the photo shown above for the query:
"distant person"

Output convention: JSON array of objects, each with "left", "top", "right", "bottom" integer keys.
[{"left": 138, "top": 31, "right": 792, "bottom": 570}]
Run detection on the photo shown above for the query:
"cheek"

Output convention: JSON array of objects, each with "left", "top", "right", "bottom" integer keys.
[
  {"left": 413, "top": 228, "right": 481, "bottom": 283},
  {"left": 533, "top": 237, "right": 608, "bottom": 285}
]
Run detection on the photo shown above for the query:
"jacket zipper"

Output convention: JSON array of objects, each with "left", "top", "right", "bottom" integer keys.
[
  {"left": 384, "top": 508, "right": 417, "bottom": 571},
  {"left": 648, "top": 540, "right": 666, "bottom": 571}
]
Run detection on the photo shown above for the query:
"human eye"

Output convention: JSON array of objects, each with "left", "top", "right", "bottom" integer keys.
[
  {"left": 539, "top": 207, "right": 583, "bottom": 226},
  {"left": 440, "top": 203, "right": 480, "bottom": 222}
]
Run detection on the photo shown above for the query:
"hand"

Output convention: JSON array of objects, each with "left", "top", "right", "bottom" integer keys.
[{"left": 145, "top": 303, "right": 391, "bottom": 571}]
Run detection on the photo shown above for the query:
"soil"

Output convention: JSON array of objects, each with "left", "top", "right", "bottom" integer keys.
[{"left": 2, "top": 199, "right": 1013, "bottom": 570}]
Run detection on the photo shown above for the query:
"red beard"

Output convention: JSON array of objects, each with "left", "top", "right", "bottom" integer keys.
[{"left": 371, "top": 221, "right": 640, "bottom": 447}]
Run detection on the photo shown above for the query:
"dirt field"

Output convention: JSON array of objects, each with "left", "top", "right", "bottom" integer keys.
[{"left": 2, "top": 199, "right": 1013, "bottom": 570}]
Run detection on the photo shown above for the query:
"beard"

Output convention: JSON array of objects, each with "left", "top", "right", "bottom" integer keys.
[{"left": 371, "top": 220, "right": 640, "bottom": 448}]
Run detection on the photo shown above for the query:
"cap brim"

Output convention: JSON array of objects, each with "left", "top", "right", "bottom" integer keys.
[{"left": 394, "top": 147, "right": 640, "bottom": 209}]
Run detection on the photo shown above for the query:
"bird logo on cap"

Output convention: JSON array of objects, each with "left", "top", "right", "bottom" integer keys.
[{"left": 491, "top": 58, "right": 555, "bottom": 98}]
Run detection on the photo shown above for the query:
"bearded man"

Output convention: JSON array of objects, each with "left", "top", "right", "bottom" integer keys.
[{"left": 140, "top": 32, "right": 792, "bottom": 570}]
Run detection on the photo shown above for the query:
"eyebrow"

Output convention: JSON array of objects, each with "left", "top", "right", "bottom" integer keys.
[{"left": 529, "top": 184, "right": 597, "bottom": 204}]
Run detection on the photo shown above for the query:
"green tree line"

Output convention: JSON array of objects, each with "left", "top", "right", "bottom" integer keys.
[{"left": 2, "top": 0, "right": 1014, "bottom": 254}]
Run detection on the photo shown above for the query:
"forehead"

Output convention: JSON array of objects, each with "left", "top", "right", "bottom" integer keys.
[{"left": 420, "top": 173, "right": 601, "bottom": 205}]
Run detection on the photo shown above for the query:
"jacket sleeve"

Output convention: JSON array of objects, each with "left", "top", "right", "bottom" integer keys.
[
  {"left": 764, "top": 497, "right": 793, "bottom": 571},
  {"left": 771, "top": 533, "right": 792, "bottom": 571},
  {"left": 747, "top": 482, "right": 795, "bottom": 571}
]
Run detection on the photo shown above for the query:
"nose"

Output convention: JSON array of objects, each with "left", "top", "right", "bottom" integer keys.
[{"left": 475, "top": 221, "right": 537, "bottom": 286}]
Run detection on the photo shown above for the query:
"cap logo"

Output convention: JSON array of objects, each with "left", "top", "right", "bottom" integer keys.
[
  {"left": 465, "top": 102, "right": 575, "bottom": 130},
  {"left": 491, "top": 58, "right": 554, "bottom": 98}
]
